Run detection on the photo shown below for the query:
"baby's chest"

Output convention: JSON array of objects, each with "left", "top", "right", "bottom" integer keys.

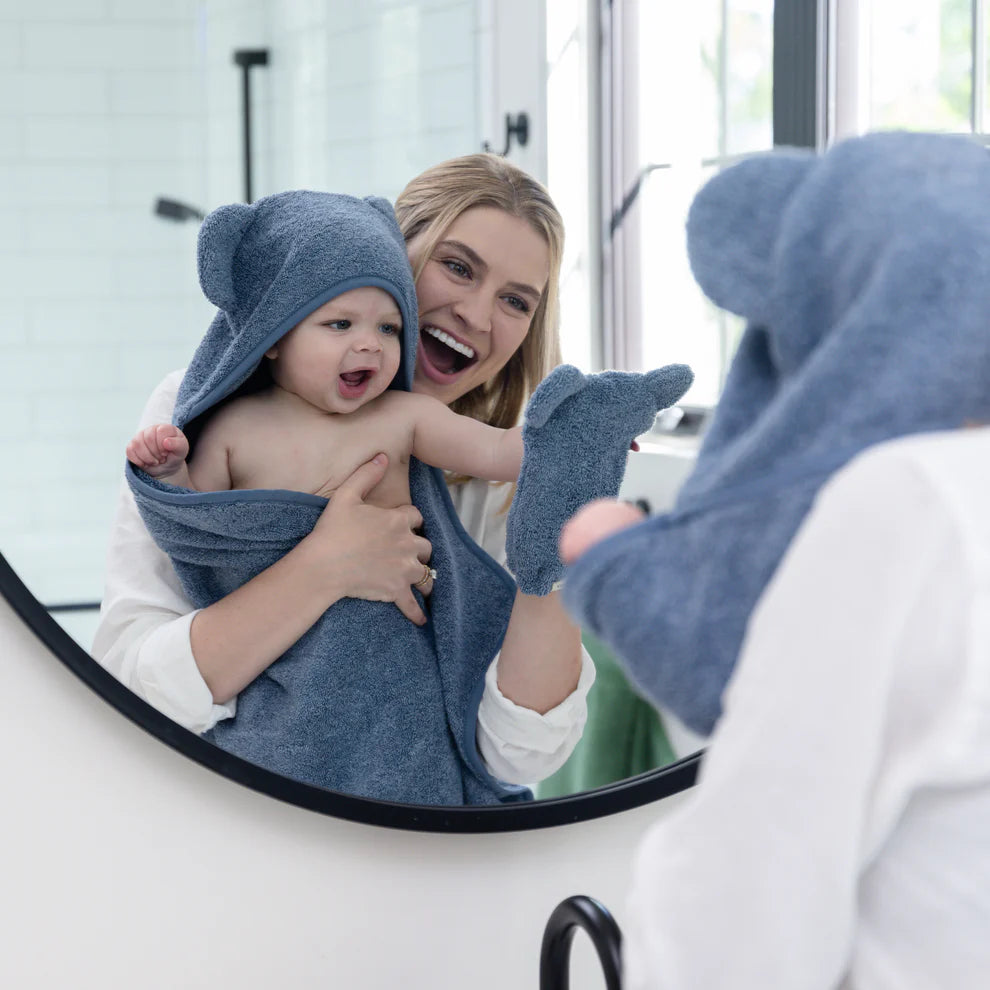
[{"left": 235, "top": 413, "right": 413, "bottom": 503}]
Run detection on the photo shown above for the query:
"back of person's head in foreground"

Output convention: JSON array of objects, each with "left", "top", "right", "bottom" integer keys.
[{"left": 394, "top": 153, "right": 565, "bottom": 431}]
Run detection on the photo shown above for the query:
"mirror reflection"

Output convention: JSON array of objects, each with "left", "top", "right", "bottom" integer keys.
[{"left": 5, "top": 0, "right": 785, "bottom": 806}]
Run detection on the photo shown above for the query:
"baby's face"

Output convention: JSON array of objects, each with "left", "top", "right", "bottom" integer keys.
[{"left": 266, "top": 286, "right": 403, "bottom": 414}]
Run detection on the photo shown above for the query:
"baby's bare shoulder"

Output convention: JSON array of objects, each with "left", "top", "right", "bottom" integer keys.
[
  {"left": 194, "top": 393, "right": 266, "bottom": 446},
  {"left": 377, "top": 390, "right": 447, "bottom": 420}
]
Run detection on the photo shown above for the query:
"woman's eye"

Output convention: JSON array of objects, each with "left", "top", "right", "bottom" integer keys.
[
  {"left": 443, "top": 259, "right": 471, "bottom": 279},
  {"left": 504, "top": 295, "right": 529, "bottom": 313}
]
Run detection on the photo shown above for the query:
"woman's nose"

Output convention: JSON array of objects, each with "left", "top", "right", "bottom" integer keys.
[{"left": 452, "top": 290, "right": 494, "bottom": 334}]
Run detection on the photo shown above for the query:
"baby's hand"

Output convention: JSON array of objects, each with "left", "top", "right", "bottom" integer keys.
[
  {"left": 559, "top": 498, "right": 647, "bottom": 564},
  {"left": 126, "top": 424, "right": 190, "bottom": 479}
]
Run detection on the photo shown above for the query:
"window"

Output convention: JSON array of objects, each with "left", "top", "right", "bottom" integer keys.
[
  {"left": 593, "top": 0, "right": 990, "bottom": 407},
  {"left": 602, "top": 0, "right": 774, "bottom": 406},
  {"left": 832, "top": 0, "right": 989, "bottom": 140}
]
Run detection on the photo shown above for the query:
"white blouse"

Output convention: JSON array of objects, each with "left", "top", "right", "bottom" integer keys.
[
  {"left": 92, "top": 371, "right": 594, "bottom": 786},
  {"left": 623, "top": 428, "right": 990, "bottom": 989}
]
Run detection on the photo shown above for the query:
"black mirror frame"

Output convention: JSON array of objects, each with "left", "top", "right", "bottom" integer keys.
[{"left": 1, "top": 551, "right": 701, "bottom": 832}]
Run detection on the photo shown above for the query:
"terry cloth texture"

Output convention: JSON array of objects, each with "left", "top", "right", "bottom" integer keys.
[
  {"left": 126, "top": 190, "right": 528, "bottom": 806},
  {"left": 563, "top": 130, "right": 990, "bottom": 735},
  {"left": 506, "top": 363, "right": 694, "bottom": 595}
]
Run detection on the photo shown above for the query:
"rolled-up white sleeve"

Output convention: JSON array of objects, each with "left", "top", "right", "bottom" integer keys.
[
  {"left": 476, "top": 644, "right": 595, "bottom": 784},
  {"left": 91, "top": 371, "right": 234, "bottom": 734}
]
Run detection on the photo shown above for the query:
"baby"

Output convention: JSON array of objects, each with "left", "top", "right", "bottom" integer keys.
[{"left": 126, "top": 281, "right": 522, "bottom": 518}]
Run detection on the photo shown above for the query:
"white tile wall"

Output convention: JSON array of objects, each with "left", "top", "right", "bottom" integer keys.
[
  {"left": 1, "top": 1, "right": 208, "bottom": 607},
  {"left": 3, "top": 0, "right": 482, "bottom": 617}
]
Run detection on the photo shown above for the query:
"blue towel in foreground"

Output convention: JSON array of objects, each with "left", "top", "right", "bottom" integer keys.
[
  {"left": 563, "top": 131, "right": 990, "bottom": 735},
  {"left": 126, "top": 191, "right": 527, "bottom": 806}
]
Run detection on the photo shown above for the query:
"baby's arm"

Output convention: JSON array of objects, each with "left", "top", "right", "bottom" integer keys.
[
  {"left": 405, "top": 393, "right": 522, "bottom": 482},
  {"left": 126, "top": 424, "right": 193, "bottom": 487},
  {"left": 184, "top": 412, "right": 236, "bottom": 492},
  {"left": 125, "top": 416, "right": 234, "bottom": 492},
  {"left": 559, "top": 498, "right": 647, "bottom": 564}
]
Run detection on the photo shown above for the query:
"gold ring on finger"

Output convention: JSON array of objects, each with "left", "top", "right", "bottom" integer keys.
[{"left": 414, "top": 564, "right": 437, "bottom": 588}]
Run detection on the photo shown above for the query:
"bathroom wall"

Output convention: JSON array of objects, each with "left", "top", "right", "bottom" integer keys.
[
  {"left": 0, "top": 0, "right": 211, "bottom": 606},
  {"left": 0, "top": 0, "right": 482, "bottom": 612}
]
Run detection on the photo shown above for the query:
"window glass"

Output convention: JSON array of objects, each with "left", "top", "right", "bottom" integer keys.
[
  {"left": 868, "top": 0, "right": 972, "bottom": 132},
  {"left": 629, "top": 0, "right": 772, "bottom": 404}
]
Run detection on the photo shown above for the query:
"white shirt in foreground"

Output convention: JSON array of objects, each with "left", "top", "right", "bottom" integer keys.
[
  {"left": 92, "top": 371, "right": 593, "bottom": 786},
  {"left": 624, "top": 428, "right": 990, "bottom": 989}
]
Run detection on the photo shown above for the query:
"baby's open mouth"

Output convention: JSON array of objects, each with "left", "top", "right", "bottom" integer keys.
[
  {"left": 421, "top": 326, "right": 477, "bottom": 375},
  {"left": 339, "top": 370, "right": 372, "bottom": 386}
]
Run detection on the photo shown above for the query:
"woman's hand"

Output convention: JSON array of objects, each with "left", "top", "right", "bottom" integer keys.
[
  {"left": 559, "top": 498, "right": 647, "bottom": 564},
  {"left": 192, "top": 452, "right": 434, "bottom": 704},
  {"left": 306, "top": 453, "right": 434, "bottom": 624}
]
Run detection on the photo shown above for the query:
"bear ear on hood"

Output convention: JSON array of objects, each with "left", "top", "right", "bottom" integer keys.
[
  {"left": 686, "top": 149, "right": 816, "bottom": 325},
  {"left": 362, "top": 195, "right": 405, "bottom": 246},
  {"left": 197, "top": 201, "right": 256, "bottom": 312}
]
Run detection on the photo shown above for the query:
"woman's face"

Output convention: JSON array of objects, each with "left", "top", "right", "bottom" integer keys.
[{"left": 406, "top": 206, "right": 551, "bottom": 406}]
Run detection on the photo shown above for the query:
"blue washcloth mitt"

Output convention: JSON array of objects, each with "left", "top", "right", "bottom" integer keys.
[
  {"left": 506, "top": 363, "right": 694, "bottom": 595},
  {"left": 562, "top": 130, "right": 990, "bottom": 734}
]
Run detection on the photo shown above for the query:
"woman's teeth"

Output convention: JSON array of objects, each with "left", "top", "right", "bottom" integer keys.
[{"left": 423, "top": 326, "right": 475, "bottom": 359}]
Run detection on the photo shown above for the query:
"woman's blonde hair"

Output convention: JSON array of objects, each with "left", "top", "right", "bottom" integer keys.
[{"left": 394, "top": 152, "right": 564, "bottom": 431}]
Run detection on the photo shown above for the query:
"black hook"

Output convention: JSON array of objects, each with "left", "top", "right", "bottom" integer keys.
[
  {"left": 483, "top": 111, "right": 530, "bottom": 156},
  {"left": 539, "top": 894, "right": 623, "bottom": 990}
]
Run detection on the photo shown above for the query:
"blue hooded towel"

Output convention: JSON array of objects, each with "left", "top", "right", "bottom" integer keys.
[
  {"left": 126, "top": 190, "right": 527, "bottom": 806},
  {"left": 563, "top": 130, "right": 990, "bottom": 735}
]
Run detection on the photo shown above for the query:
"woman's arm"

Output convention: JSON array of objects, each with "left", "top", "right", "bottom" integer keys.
[
  {"left": 449, "top": 478, "right": 595, "bottom": 783},
  {"left": 93, "top": 372, "right": 230, "bottom": 732},
  {"left": 496, "top": 589, "right": 584, "bottom": 713}
]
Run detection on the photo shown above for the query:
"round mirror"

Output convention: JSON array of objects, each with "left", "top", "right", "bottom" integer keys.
[{"left": 1, "top": 0, "right": 705, "bottom": 830}]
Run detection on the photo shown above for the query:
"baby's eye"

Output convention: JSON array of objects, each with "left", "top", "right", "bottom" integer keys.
[
  {"left": 443, "top": 258, "right": 471, "bottom": 279},
  {"left": 379, "top": 323, "right": 400, "bottom": 336},
  {"left": 325, "top": 319, "right": 351, "bottom": 331},
  {"left": 504, "top": 295, "right": 530, "bottom": 313}
]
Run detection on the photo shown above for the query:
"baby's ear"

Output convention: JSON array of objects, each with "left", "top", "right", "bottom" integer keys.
[
  {"left": 197, "top": 202, "right": 256, "bottom": 311},
  {"left": 686, "top": 150, "right": 815, "bottom": 324},
  {"left": 363, "top": 195, "right": 405, "bottom": 246}
]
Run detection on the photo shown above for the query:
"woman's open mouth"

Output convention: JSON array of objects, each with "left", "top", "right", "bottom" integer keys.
[{"left": 418, "top": 326, "right": 478, "bottom": 381}]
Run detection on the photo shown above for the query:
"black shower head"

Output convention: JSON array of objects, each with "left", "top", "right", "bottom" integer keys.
[{"left": 154, "top": 198, "right": 206, "bottom": 222}]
